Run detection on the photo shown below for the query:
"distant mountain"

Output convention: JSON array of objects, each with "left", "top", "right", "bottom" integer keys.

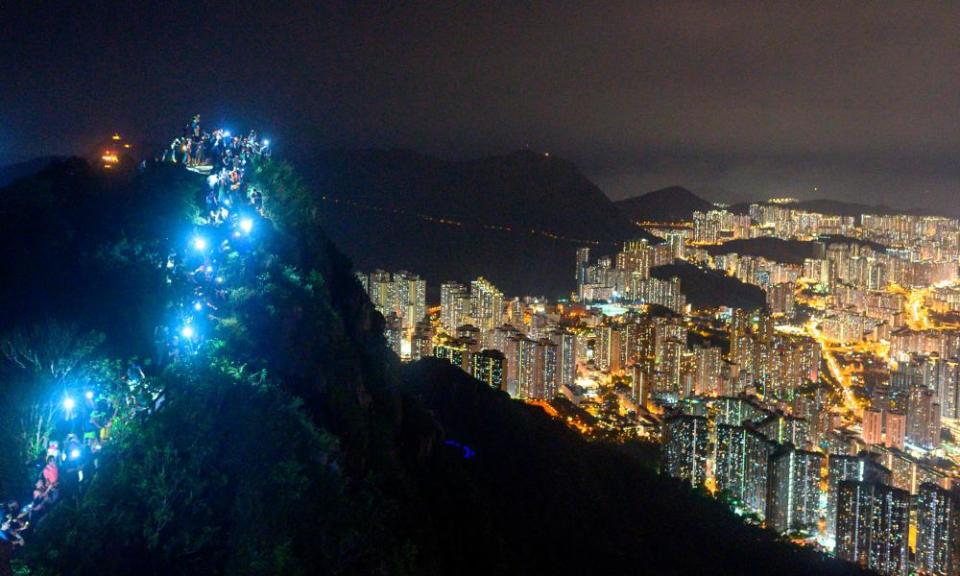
[
  {"left": 728, "top": 198, "right": 949, "bottom": 219},
  {"left": 300, "top": 149, "right": 654, "bottom": 298},
  {"left": 615, "top": 186, "right": 715, "bottom": 222},
  {"left": 0, "top": 156, "right": 61, "bottom": 188}
]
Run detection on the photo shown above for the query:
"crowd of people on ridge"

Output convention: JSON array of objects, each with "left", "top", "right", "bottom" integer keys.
[
  {"left": 163, "top": 114, "right": 270, "bottom": 224},
  {"left": 0, "top": 116, "right": 273, "bottom": 564}
]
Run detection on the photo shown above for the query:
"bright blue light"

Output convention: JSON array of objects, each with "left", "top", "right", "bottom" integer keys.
[
  {"left": 181, "top": 325, "right": 195, "bottom": 340},
  {"left": 193, "top": 302, "right": 203, "bottom": 312},
  {"left": 192, "top": 237, "right": 208, "bottom": 252},
  {"left": 262, "top": 139, "right": 270, "bottom": 146},
  {"left": 239, "top": 217, "right": 254, "bottom": 234},
  {"left": 84, "top": 390, "right": 94, "bottom": 401},
  {"left": 70, "top": 449, "right": 81, "bottom": 460},
  {"left": 63, "top": 397, "right": 76, "bottom": 411}
]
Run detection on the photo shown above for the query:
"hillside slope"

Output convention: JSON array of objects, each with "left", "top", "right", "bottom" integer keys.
[
  {"left": 402, "top": 358, "right": 867, "bottom": 575},
  {"left": 4, "top": 159, "right": 861, "bottom": 575}
]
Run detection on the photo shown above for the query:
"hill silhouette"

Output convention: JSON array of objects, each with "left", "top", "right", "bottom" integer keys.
[
  {"left": 729, "top": 198, "right": 954, "bottom": 219},
  {"left": 653, "top": 262, "right": 766, "bottom": 310},
  {"left": 2, "top": 158, "right": 864, "bottom": 575},
  {"left": 703, "top": 236, "right": 886, "bottom": 265},
  {"left": 615, "top": 185, "right": 715, "bottom": 222},
  {"left": 299, "top": 148, "right": 655, "bottom": 298},
  {"left": 0, "top": 157, "right": 61, "bottom": 188}
]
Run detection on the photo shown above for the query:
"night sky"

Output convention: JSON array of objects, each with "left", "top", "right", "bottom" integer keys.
[{"left": 2, "top": 2, "right": 960, "bottom": 208}]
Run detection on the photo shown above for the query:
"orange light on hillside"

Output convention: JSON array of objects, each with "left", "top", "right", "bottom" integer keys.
[{"left": 101, "top": 151, "right": 120, "bottom": 166}]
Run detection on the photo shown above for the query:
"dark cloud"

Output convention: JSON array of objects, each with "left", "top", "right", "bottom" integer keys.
[{"left": 1, "top": 1, "right": 958, "bottom": 208}]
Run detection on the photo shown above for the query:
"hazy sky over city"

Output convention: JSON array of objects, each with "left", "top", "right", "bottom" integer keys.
[{"left": 2, "top": 2, "right": 960, "bottom": 207}]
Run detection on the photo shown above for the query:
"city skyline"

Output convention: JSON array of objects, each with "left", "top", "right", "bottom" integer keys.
[{"left": 4, "top": 3, "right": 960, "bottom": 574}]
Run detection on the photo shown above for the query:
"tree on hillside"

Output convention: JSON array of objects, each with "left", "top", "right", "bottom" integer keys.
[{"left": 0, "top": 321, "right": 105, "bottom": 489}]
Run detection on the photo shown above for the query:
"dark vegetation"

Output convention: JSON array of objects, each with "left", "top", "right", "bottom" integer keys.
[
  {"left": 0, "top": 157, "right": 60, "bottom": 189},
  {"left": 704, "top": 236, "right": 886, "bottom": 265},
  {"left": 0, "top": 159, "right": 866, "bottom": 575},
  {"left": 704, "top": 238, "right": 818, "bottom": 265},
  {"left": 653, "top": 262, "right": 767, "bottom": 310}
]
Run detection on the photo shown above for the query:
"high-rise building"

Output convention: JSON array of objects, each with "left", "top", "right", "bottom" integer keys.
[
  {"left": 433, "top": 334, "right": 476, "bottom": 370},
  {"left": 907, "top": 385, "right": 942, "bottom": 449},
  {"left": 597, "top": 324, "right": 624, "bottom": 373},
  {"left": 383, "top": 312, "right": 403, "bottom": 356},
  {"left": 661, "top": 414, "right": 710, "bottom": 488},
  {"left": 440, "top": 281, "right": 470, "bottom": 332},
  {"left": 653, "top": 320, "right": 686, "bottom": 401},
  {"left": 616, "top": 239, "right": 653, "bottom": 280},
  {"left": 529, "top": 338, "right": 558, "bottom": 400},
  {"left": 576, "top": 247, "right": 591, "bottom": 300},
  {"left": 410, "top": 317, "right": 434, "bottom": 361},
  {"left": 359, "top": 270, "right": 428, "bottom": 353},
  {"left": 934, "top": 356, "right": 960, "bottom": 420},
  {"left": 766, "top": 445, "right": 823, "bottom": 534},
  {"left": 713, "top": 396, "right": 768, "bottom": 427},
  {"left": 396, "top": 271, "right": 427, "bottom": 330},
  {"left": 836, "top": 481, "right": 910, "bottom": 576},
  {"left": 470, "top": 277, "right": 504, "bottom": 332},
  {"left": 767, "top": 282, "right": 796, "bottom": 316},
  {"left": 715, "top": 424, "right": 774, "bottom": 517},
  {"left": 692, "top": 210, "right": 721, "bottom": 244},
  {"left": 916, "top": 482, "right": 960, "bottom": 576},
  {"left": 863, "top": 407, "right": 906, "bottom": 450},
  {"left": 758, "top": 414, "right": 809, "bottom": 449},
  {"left": 504, "top": 335, "right": 535, "bottom": 398},
  {"left": 826, "top": 453, "right": 891, "bottom": 539},
  {"left": 550, "top": 329, "right": 577, "bottom": 390},
  {"left": 693, "top": 345, "right": 722, "bottom": 396},
  {"left": 471, "top": 349, "right": 506, "bottom": 391}
]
